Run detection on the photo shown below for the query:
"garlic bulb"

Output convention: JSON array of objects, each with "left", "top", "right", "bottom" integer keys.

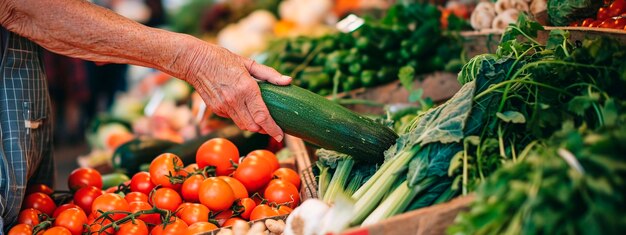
[
  {"left": 492, "top": 9, "right": 520, "bottom": 30},
  {"left": 495, "top": 0, "right": 529, "bottom": 14},
  {"left": 471, "top": 2, "right": 497, "bottom": 30},
  {"left": 530, "top": 0, "right": 547, "bottom": 15}
]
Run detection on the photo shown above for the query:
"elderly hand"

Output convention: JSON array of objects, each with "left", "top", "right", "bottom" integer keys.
[{"left": 182, "top": 42, "right": 291, "bottom": 142}]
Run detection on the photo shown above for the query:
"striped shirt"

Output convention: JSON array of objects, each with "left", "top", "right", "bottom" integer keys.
[{"left": 0, "top": 28, "right": 55, "bottom": 233}]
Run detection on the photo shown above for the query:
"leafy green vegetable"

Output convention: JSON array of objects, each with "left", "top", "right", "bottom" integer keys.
[{"left": 548, "top": 0, "right": 602, "bottom": 26}]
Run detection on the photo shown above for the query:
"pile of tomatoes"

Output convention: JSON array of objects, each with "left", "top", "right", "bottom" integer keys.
[
  {"left": 570, "top": 0, "right": 626, "bottom": 30},
  {"left": 9, "top": 138, "right": 301, "bottom": 235}
]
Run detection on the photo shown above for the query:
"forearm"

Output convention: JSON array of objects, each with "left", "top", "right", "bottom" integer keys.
[{"left": 0, "top": 0, "right": 205, "bottom": 79}]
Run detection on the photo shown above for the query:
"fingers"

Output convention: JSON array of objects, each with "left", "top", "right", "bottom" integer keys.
[
  {"left": 245, "top": 90, "right": 284, "bottom": 142},
  {"left": 246, "top": 59, "right": 292, "bottom": 85}
]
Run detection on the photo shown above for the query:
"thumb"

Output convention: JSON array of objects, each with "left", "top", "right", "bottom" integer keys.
[{"left": 246, "top": 59, "right": 292, "bottom": 85}]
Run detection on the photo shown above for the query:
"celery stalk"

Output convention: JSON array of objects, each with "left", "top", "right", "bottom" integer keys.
[{"left": 323, "top": 158, "right": 355, "bottom": 203}]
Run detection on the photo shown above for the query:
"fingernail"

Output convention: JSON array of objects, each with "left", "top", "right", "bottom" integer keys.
[
  {"left": 274, "top": 134, "right": 284, "bottom": 143},
  {"left": 281, "top": 75, "right": 292, "bottom": 82}
]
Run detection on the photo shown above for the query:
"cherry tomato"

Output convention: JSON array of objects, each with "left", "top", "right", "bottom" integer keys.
[
  {"left": 130, "top": 172, "right": 156, "bottom": 195},
  {"left": 198, "top": 177, "right": 235, "bottom": 212},
  {"left": 128, "top": 201, "right": 161, "bottom": 225},
  {"left": 68, "top": 168, "right": 102, "bottom": 191},
  {"left": 196, "top": 138, "right": 240, "bottom": 176},
  {"left": 222, "top": 217, "right": 245, "bottom": 227},
  {"left": 614, "top": 17, "right": 626, "bottom": 28},
  {"left": 249, "top": 204, "right": 279, "bottom": 221},
  {"left": 53, "top": 204, "right": 82, "bottom": 218},
  {"left": 180, "top": 164, "right": 199, "bottom": 178},
  {"left": 274, "top": 205, "right": 293, "bottom": 216},
  {"left": 26, "top": 184, "right": 53, "bottom": 195},
  {"left": 218, "top": 176, "right": 248, "bottom": 199},
  {"left": 233, "top": 156, "right": 273, "bottom": 193},
  {"left": 150, "top": 187, "right": 182, "bottom": 212},
  {"left": 54, "top": 208, "right": 88, "bottom": 235},
  {"left": 609, "top": 0, "right": 626, "bottom": 17},
  {"left": 598, "top": 7, "right": 610, "bottom": 20},
  {"left": 175, "top": 203, "right": 210, "bottom": 225},
  {"left": 568, "top": 21, "right": 580, "bottom": 27},
  {"left": 212, "top": 210, "right": 234, "bottom": 227},
  {"left": 273, "top": 168, "right": 301, "bottom": 189},
  {"left": 116, "top": 219, "right": 149, "bottom": 235},
  {"left": 589, "top": 20, "right": 604, "bottom": 27},
  {"left": 7, "top": 223, "right": 32, "bottom": 235},
  {"left": 125, "top": 192, "right": 149, "bottom": 203},
  {"left": 87, "top": 216, "right": 114, "bottom": 235},
  {"left": 264, "top": 180, "right": 300, "bottom": 207},
  {"left": 91, "top": 193, "right": 129, "bottom": 220},
  {"left": 42, "top": 226, "right": 72, "bottom": 235},
  {"left": 73, "top": 186, "right": 103, "bottom": 213},
  {"left": 181, "top": 174, "right": 204, "bottom": 203},
  {"left": 17, "top": 208, "right": 42, "bottom": 226},
  {"left": 581, "top": 18, "right": 595, "bottom": 27},
  {"left": 185, "top": 222, "right": 218, "bottom": 235},
  {"left": 246, "top": 150, "right": 279, "bottom": 172},
  {"left": 150, "top": 217, "right": 188, "bottom": 235},
  {"left": 149, "top": 153, "right": 184, "bottom": 189},
  {"left": 235, "top": 198, "right": 256, "bottom": 220},
  {"left": 22, "top": 192, "right": 56, "bottom": 216}
]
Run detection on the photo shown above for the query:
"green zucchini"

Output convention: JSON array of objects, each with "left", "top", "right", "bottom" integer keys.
[
  {"left": 112, "top": 137, "right": 179, "bottom": 175},
  {"left": 259, "top": 83, "right": 398, "bottom": 163}
]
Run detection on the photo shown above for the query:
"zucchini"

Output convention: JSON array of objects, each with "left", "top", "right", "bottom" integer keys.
[
  {"left": 112, "top": 137, "right": 179, "bottom": 175},
  {"left": 259, "top": 83, "right": 398, "bottom": 163}
]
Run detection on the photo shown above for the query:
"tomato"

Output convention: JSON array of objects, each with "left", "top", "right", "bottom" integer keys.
[
  {"left": 130, "top": 172, "right": 156, "bottom": 195},
  {"left": 150, "top": 218, "right": 188, "bottom": 235},
  {"left": 581, "top": 18, "right": 595, "bottom": 27},
  {"left": 222, "top": 217, "right": 245, "bottom": 227},
  {"left": 149, "top": 153, "right": 184, "bottom": 189},
  {"left": 150, "top": 187, "right": 182, "bottom": 212},
  {"left": 614, "top": 17, "right": 626, "bottom": 28},
  {"left": 128, "top": 201, "right": 161, "bottom": 225},
  {"left": 17, "top": 208, "right": 42, "bottom": 226},
  {"left": 22, "top": 193, "right": 56, "bottom": 216},
  {"left": 246, "top": 150, "right": 279, "bottom": 172},
  {"left": 175, "top": 203, "right": 209, "bottom": 225},
  {"left": 26, "top": 184, "right": 53, "bottom": 195},
  {"left": 73, "top": 186, "right": 103, "bottom": 213},
  {"left": 599, "top": 18, "right": 617, "bottom": 28},
  {"left": 249, "top": 204, "right": 279, "bottom": 221},
  {"left": 218, "top": 176, "right": 248, "bottom": 199},
  {"left": 7, "top": 223, "right": 32, "bottom": 235},
  {"left": 274, "top": 205, "right": 293, "bottom": 216},
  {"left": 233, "top": 156, "right": 273, "bottom": 193},
  {"left": 598, "top": 7, "right": 610, "bottom": 20},
  {"left": 87, "top": 217, "right": 114, "bottom": 235},
  {"left": 68, "top": 168, "right": 102, "bottom": 191},
  {"left": 54, "top": 208, "right": 88, "bottom": 235},
  {"left": 185, "top": 222, "right": 218, "bottom": 235},
  {"left": 53, "top": 204, "right": 82, "bottom": 218},
  {"left": 196, "top": 138, "right": 239, "bottom": 176},
  {"left": 180, "top": 164, "right": 199, "bottom": 178},
  {"left": 91, "top": 193, "right": 129, "bottom": 220},
  {"left": 264, "top": 180, "right": 300, "bottom": 207},
  {"left": 609, "top": 0, "right": 626, "bottom": 17},
  {"left": 212, "top": 210, "right": 233, "bottom": 227},
  {"left": 125, "top": 192, "right": 149, "bottom": 203},
  {"left": 116, "top": 219, "right": 149, "bottom": 235},
  {"left": 273, "top": 168, "right": 301, "bottom": 189},
  {"left": 198, "top": 177, "right": 235, "bottom": 212},
  {"left": 589, "top": 20, "right": 604, "bottom": 27},
  {"left": 235, "top": 198, "right": 256, "bottom": 220},
  {"left": 42, "top": 226, "right": 72, "bottom": 235},
  {"left": 568, "top": 21, "right": 580, "bottom": 27},
  {"left": 181, "top": 174, "right": 204, "bottom": 203}
]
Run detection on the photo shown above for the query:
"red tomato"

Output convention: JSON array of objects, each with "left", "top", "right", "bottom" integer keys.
[
  {"left": 218, "top": 176, "right": 248, "bottom": 199},
  {"left": 52, "top": 204, "right": 82, "bottom": 218},
  {"left": 222, "top": 217, "right": 245, "bottom": 227},
  {"left": 264, "top": 180, "right": 300, "bottom": 207},
  {"left": 589, "top": 20, "right": 604, "bottom": 27},
  {"left": 273, "top": 168, "right": 301, "bottom": 189},
  {"left": 87, "top": 217, "right": 114, "bottom": 235},
  {"left": 116, "top": 219, "right": 149, "bottom": 235},
  {"left": 609, "top": 0, "right": 626, "bottom": 17},
  {"left": 196, "top": 138, "right": 239, "bottom": 176},
  {"left": 235, "top": 198, "right": 256, "bottom": 220},
  {"left": 128, "top": 201, "right": 161, "bottom": 225},
  {"left": 274, "top": 205, "right": 293, "bottom": 216},
  {"left": 185, "top": 222, "right": 218, "bottom": 235},
  {"left": 26, "top": 184, "right": 53, "bottom": 195},
  {"left": 581, "top": 18, "right": 595, "bottom": 27},
  {"left": 598, "top": 7, "right": 610, "bottom": 20},
  {"left": 600, "top": 18, "right": 617, "bottom": 28},
  {"left": 73, "top": 186, "right": 103, "bottom": 213},
  {"left": 180, "top": 164, "right": 199, "bottom": 178},
  {"left": 149, "top": 153, "right": 184, "bottom": 189},
  {"left": 17, "top": 208, "right": 42, "bottom": 226},
  {"left": 42, "top": 226, "right": 72, "bottom": 235},
  {"left": 7, "top": 224, "right": 32, "bottom": 235},
  {"left": 91, "top": 193, "right": 129, "bottom": 220},
  {"left": 54, "top": 208, "right": 88, "bottom": 235},
  {"left": 198, "top": 177, "right": 235, "bottom": 212},
  {"left": 249, "top": 204, "right": 279, "bottom": 221},
  {"left": 22, "top": 193, "right": 56, "bottom": 216},
  {"left": 68, "top": 168, "right": 102, "bottom": 191},
  {"left": 150, "top": 218, "right": 188, "bottom": 235},
  {"left": 233, "top": 156, "right": 273, "bottom": 193},
  {"left": 125, "top": 192, "right": 149, "bottom": 203},
  {"left": 246, "top": 150, "right": 279, "bottom": 172},
  {"left": 175, "top": 203, "right": 210, "bottom": 225},
  {"left": 614, "top": 17, "right": 626, "bottom": 28},
  {"left": 568, "top": 21, "right": 580, "bottom": 27},
  {"left": 150, "top": 188, "right": 182, "bottom": 212},
  {"left": 181, "top": 174, "right": 204, "bottom": 203},
  {"left": 130, "top": 172, "right": 156, "bottom": 195},
  {"left": 212, "top": 210, "right": 233, "bottom": 227}
]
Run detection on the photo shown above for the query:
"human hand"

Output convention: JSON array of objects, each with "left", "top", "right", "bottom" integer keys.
[{"left": 182, "top": 43, "right": 291, "bottom": 142}]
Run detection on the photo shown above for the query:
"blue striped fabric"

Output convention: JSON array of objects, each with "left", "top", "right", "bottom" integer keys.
[{"left": 0, "top": 28, "right": 55, "bottom": 233}]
